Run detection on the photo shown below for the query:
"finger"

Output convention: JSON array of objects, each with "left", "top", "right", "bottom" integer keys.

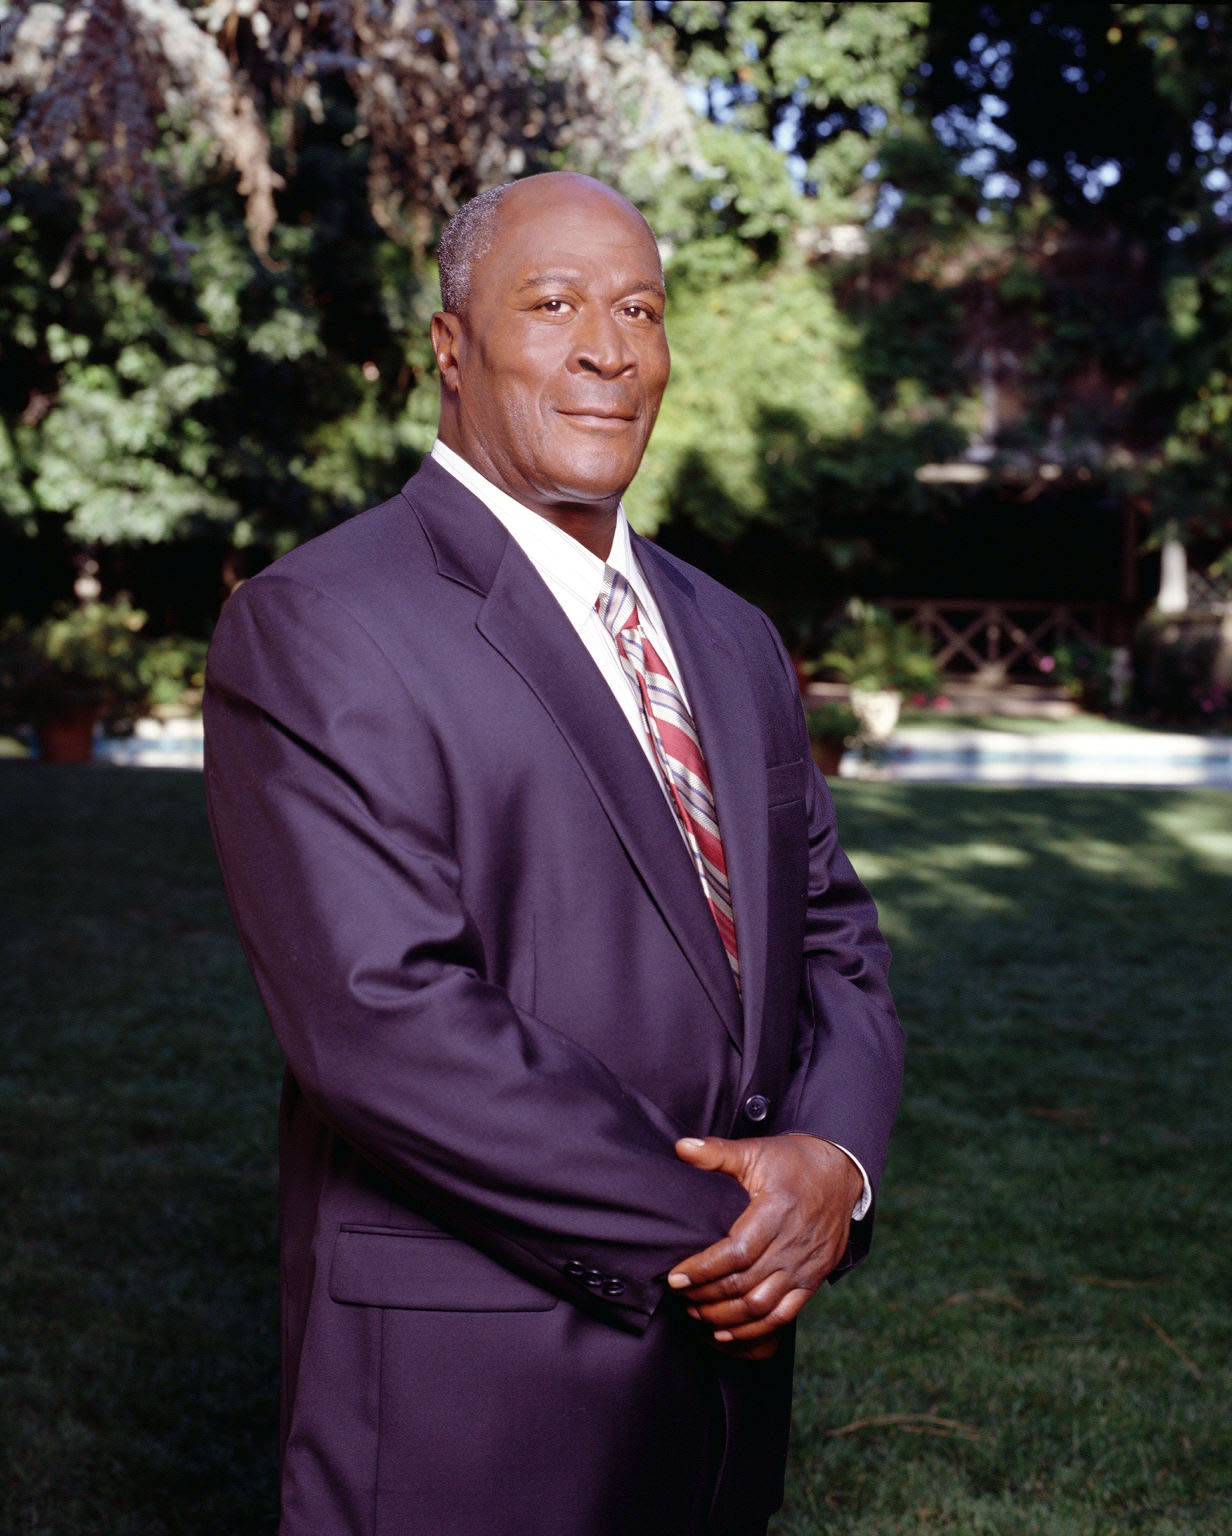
[
  {"left": 688, "top": 1270, "right": 795, "bottom": 1328},
  {"left": 711, "top": 1288, "right": 812, "bottom": 1343},
  {"left": 674, "top": 1135, "right": 751, "bottom": 1178},
  {"left": 669, "top": 1246, "right": 753, "bottom": 1294},
  {"left": 680, "top": 1179, "right": 855, "bottom": 1299},
  {"left": 685, "top": 1222, "right": 840, "bottom": 1310},
  {"left": 668, "top": 1226, "right": 767, "bottom": 1293},
  {"left": 669, "top": 1193, "right": 786, "bottom": 1293},
  {"left": 687, "top": 1264, "right": 790, "bottom": 1316}
]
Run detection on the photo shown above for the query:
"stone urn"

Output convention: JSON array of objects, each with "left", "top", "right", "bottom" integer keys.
[{"left": 849, "top": 688, "right": 902, "bottom": 742}]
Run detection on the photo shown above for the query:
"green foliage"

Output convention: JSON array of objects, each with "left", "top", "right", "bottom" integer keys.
[
  {"left": 820, "top": 600, "right": 941, "bottom": 695},
  {"left": 0, "top": 600, "right": 150, "bottom": 719},
  {"left": 139, "top": 633, "right": 209, "bottom": 710},
  {"left": 3, "top": 0, "right": 1232, "bottom": 626},
  {"left": 631, "top": 263, "right": 867, "bottom": 536},
  {"left": 629, "top": 251, "right": 963, "bottom": 593},
  {"left": 0, "top": 600, "right": 207, "bottom": 722},
  {"left": 33, "top": 358, "right": 233, "bottom": 543},
  {"left": 691, "top": 121, "right": 805, "bottom": 243},
  {"left": 899, "top": 2, "right": 1232, "bottom": 564},
  {"left": 874, "top": 122, "right": 981, "bottom": 241},
  {"left": 660, "top": 0, "right": 928, "bottom": 226},
  {"left": 1042, "top": 640, "right": 1118, "bottom": 714},
  {"left": 0, "top": 129, "right": 445, "bottom": 569},
  {"left": 1134, "top": 611, "right": 1232, "bottom": 725},
  {"left": 846, "top": 276, "right": 965, "bottom": 413},
  {"left": 1143, "top": 243, "right": 1232, "bottom": 539},
  {"left": 803, "top": 699, "right": 863, "bottom": 746}
]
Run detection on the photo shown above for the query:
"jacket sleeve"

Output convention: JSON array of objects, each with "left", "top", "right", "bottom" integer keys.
[
  {"left": 204, "top": 572, "right": 746, "bottom": 1332},
  {"left": 758, "top": 612, "right": 905, "bottom": 1273}
]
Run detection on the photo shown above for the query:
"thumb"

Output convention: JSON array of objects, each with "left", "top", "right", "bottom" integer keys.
[{"left": 674, "top": 1135, "right": 747, "bottom": 1176}]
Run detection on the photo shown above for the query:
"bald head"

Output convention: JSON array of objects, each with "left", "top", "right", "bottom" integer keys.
[
  {"left": 429, "top": 170, "right": 671, "bottom": 554},
  {"left": 437, "top": 174, "right": 662, "bottom": 317}
]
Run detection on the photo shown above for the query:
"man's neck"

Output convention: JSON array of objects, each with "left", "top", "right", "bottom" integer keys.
[{"left": 431, "top": 437, "right": 620, "bottom": 560}]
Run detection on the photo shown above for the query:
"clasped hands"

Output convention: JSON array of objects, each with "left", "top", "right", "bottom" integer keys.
[{"left": 667, "top": 1133, "right": 863, "bottom": 1361}]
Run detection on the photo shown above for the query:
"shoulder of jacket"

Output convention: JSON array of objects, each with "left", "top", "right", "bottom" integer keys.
[
  {"left": 232, "top": 492, "right": 438, "bottom": 626},
  {"left": 633, "top": 535, "right": 772, "bottom": 631}
]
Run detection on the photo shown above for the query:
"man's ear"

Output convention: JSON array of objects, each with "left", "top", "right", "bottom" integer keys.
[{"left": 431, "top": 312, "right": 464, "bottom": 393}]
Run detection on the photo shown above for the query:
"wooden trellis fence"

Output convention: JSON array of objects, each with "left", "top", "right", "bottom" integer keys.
[{"left": 880, "top": 600, "right": 1112, "bottom": 682}]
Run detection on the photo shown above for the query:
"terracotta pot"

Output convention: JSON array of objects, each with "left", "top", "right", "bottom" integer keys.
[
  {"left": 36, "top": 705, "right": 99, "bottom": 763},
  {"left": 809, "top": 737, "right": 846, "bottom": 778}
]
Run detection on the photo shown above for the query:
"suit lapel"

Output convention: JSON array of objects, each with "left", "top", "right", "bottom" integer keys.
[
  {"left": 634, "top": 539, "right": 771, "bottom": 1065},
  {"left": 402, "top": 461, "right": 743, "bottom": 1047}
]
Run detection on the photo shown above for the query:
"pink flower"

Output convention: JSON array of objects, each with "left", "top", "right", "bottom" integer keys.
[{"left": 1038, "top": 656, "right": 1056, "bottom": 674}]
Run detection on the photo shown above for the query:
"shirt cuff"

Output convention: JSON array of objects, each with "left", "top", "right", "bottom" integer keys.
[{"left": 827, "top": 1141, "right": 873, "bottom": 1222}]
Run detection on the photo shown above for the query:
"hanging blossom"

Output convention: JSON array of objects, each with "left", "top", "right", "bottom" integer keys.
[
  {"left": 1, "top": 0, "right": 281, "bottom": 268},
  {"left": 0, "top": 0, "right": 710, "bottom": 274}
]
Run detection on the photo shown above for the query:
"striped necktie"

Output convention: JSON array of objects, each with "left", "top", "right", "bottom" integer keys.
[{"left": 596, "top": 566, "right": 740, "bottom": 990}]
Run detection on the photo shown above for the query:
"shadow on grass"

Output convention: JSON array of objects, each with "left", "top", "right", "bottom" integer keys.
[
  {"left": 3, "top": 768, "right": 1230, "bottom": 1534},
  {"left": 1, "top": 765, "right": 280, "bottom": 1536}
]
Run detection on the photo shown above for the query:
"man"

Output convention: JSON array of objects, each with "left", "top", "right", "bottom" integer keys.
[{"left": 205, "top": 172, "right": 903, "bottom": 1536}]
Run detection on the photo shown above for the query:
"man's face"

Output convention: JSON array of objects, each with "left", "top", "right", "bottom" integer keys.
[{"left": 434, "top": 176, "right": 670, "bottom": 521}]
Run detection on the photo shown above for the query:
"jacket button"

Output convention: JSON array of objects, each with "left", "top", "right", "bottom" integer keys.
[
  {"left": 602, "top": 1278, "right": 626, "bottom": 1298},
  {"left": 743, "top": 1094, "right": 770, "bottom": 1122},
  {"left": 564, "top": 1259, "right": 586, "bottom": 1278},
  {"left": 584, "top": 1268, "right": 605, "bottom": 1289}
]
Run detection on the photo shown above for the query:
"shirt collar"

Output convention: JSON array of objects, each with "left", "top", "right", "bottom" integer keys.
[{"left": 429, "top": 438, "right": 663, "bottom": 629}]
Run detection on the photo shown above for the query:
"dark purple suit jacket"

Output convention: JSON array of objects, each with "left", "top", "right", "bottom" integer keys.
[{"left": 204, "top": 457, "right": 903, "bottom": 1536}]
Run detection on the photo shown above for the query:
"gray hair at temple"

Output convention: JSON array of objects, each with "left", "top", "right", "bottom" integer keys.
[{"left": 436, "top": 183, "right": 514, "bottom": 316}]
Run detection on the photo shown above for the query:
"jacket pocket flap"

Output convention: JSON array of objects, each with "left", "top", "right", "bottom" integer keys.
[
  {"left": 766, "top": 758, "right": 808, "bottom": 806},
  {"left": 329, "top": 1225, "right": 557, "bottom": 1312}
]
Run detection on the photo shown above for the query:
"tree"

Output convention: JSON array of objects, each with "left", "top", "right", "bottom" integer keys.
[
  {"left": 2, "top": 0, "right": 1231, "bottom": 644},
  {"left": 912, "top": 2, "right": 1232, "bottom": 576},
  {"left": 0, "top": 3, "right": 735, "bottom": 586}
]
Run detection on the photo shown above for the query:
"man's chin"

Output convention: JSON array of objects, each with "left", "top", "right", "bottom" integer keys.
[
  {"left": 537, "top": 456, "right": 648, "bottom": 513},
  {"left": 540, "top": 488, "right": 631, "bottom": 522}
]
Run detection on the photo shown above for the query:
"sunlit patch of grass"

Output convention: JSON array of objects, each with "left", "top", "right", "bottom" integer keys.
[{"left": 777, "top": 785, "right": 1232, "bottom": 1535}]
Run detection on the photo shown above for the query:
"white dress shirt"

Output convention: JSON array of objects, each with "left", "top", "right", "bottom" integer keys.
[
  {"left": 431, "top": 439, "right": 690, "bottom": 792},
  {"left": 429, "top": 439, "right": 872, "bottom": 1222}
]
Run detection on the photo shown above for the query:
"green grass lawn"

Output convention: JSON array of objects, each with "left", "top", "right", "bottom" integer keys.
[{"left": 3, "top": 767, "right": 1230, "bottom": 1534}]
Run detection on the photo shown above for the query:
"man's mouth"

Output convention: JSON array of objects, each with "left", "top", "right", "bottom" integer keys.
[{"left": 557, "top": 407, "right": 638, "bottom": 429}]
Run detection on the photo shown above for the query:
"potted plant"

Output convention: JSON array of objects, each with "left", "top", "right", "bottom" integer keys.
[
  {"left": 139, "top": 634, "right": 209, "bottom": 715},
  {"left": 1041, "top": 639, "right": 1117, "bottom": 714},
  {"left": 0, "top": 600, "right": 151, "bottom": 762},
  {"left": 821, "top": 600, "right": 941, "bottom": 740},
  {"left": 803, "top": 700, "right": 862, "bottom": 778}
]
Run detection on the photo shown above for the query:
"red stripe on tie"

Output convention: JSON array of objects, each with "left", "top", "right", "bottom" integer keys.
[{"left": 598, "top": 568, "right": 740, "bottom": 990}]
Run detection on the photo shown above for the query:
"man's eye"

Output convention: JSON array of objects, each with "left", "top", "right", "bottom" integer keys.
[
  {"left": 539, "top": 298, "right": 570, "bottom": 314},
  {"left": 622, "top": 303, "right": 658, "bottom": 322}
]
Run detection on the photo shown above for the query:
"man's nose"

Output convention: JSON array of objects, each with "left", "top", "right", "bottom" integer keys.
[{"left": 570, "top": 308, "right": 635, "bottom": 377}]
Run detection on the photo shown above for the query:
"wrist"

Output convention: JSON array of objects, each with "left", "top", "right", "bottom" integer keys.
[{"left": 785, "top": 1133, "right": 863, "bottom": 1208}]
